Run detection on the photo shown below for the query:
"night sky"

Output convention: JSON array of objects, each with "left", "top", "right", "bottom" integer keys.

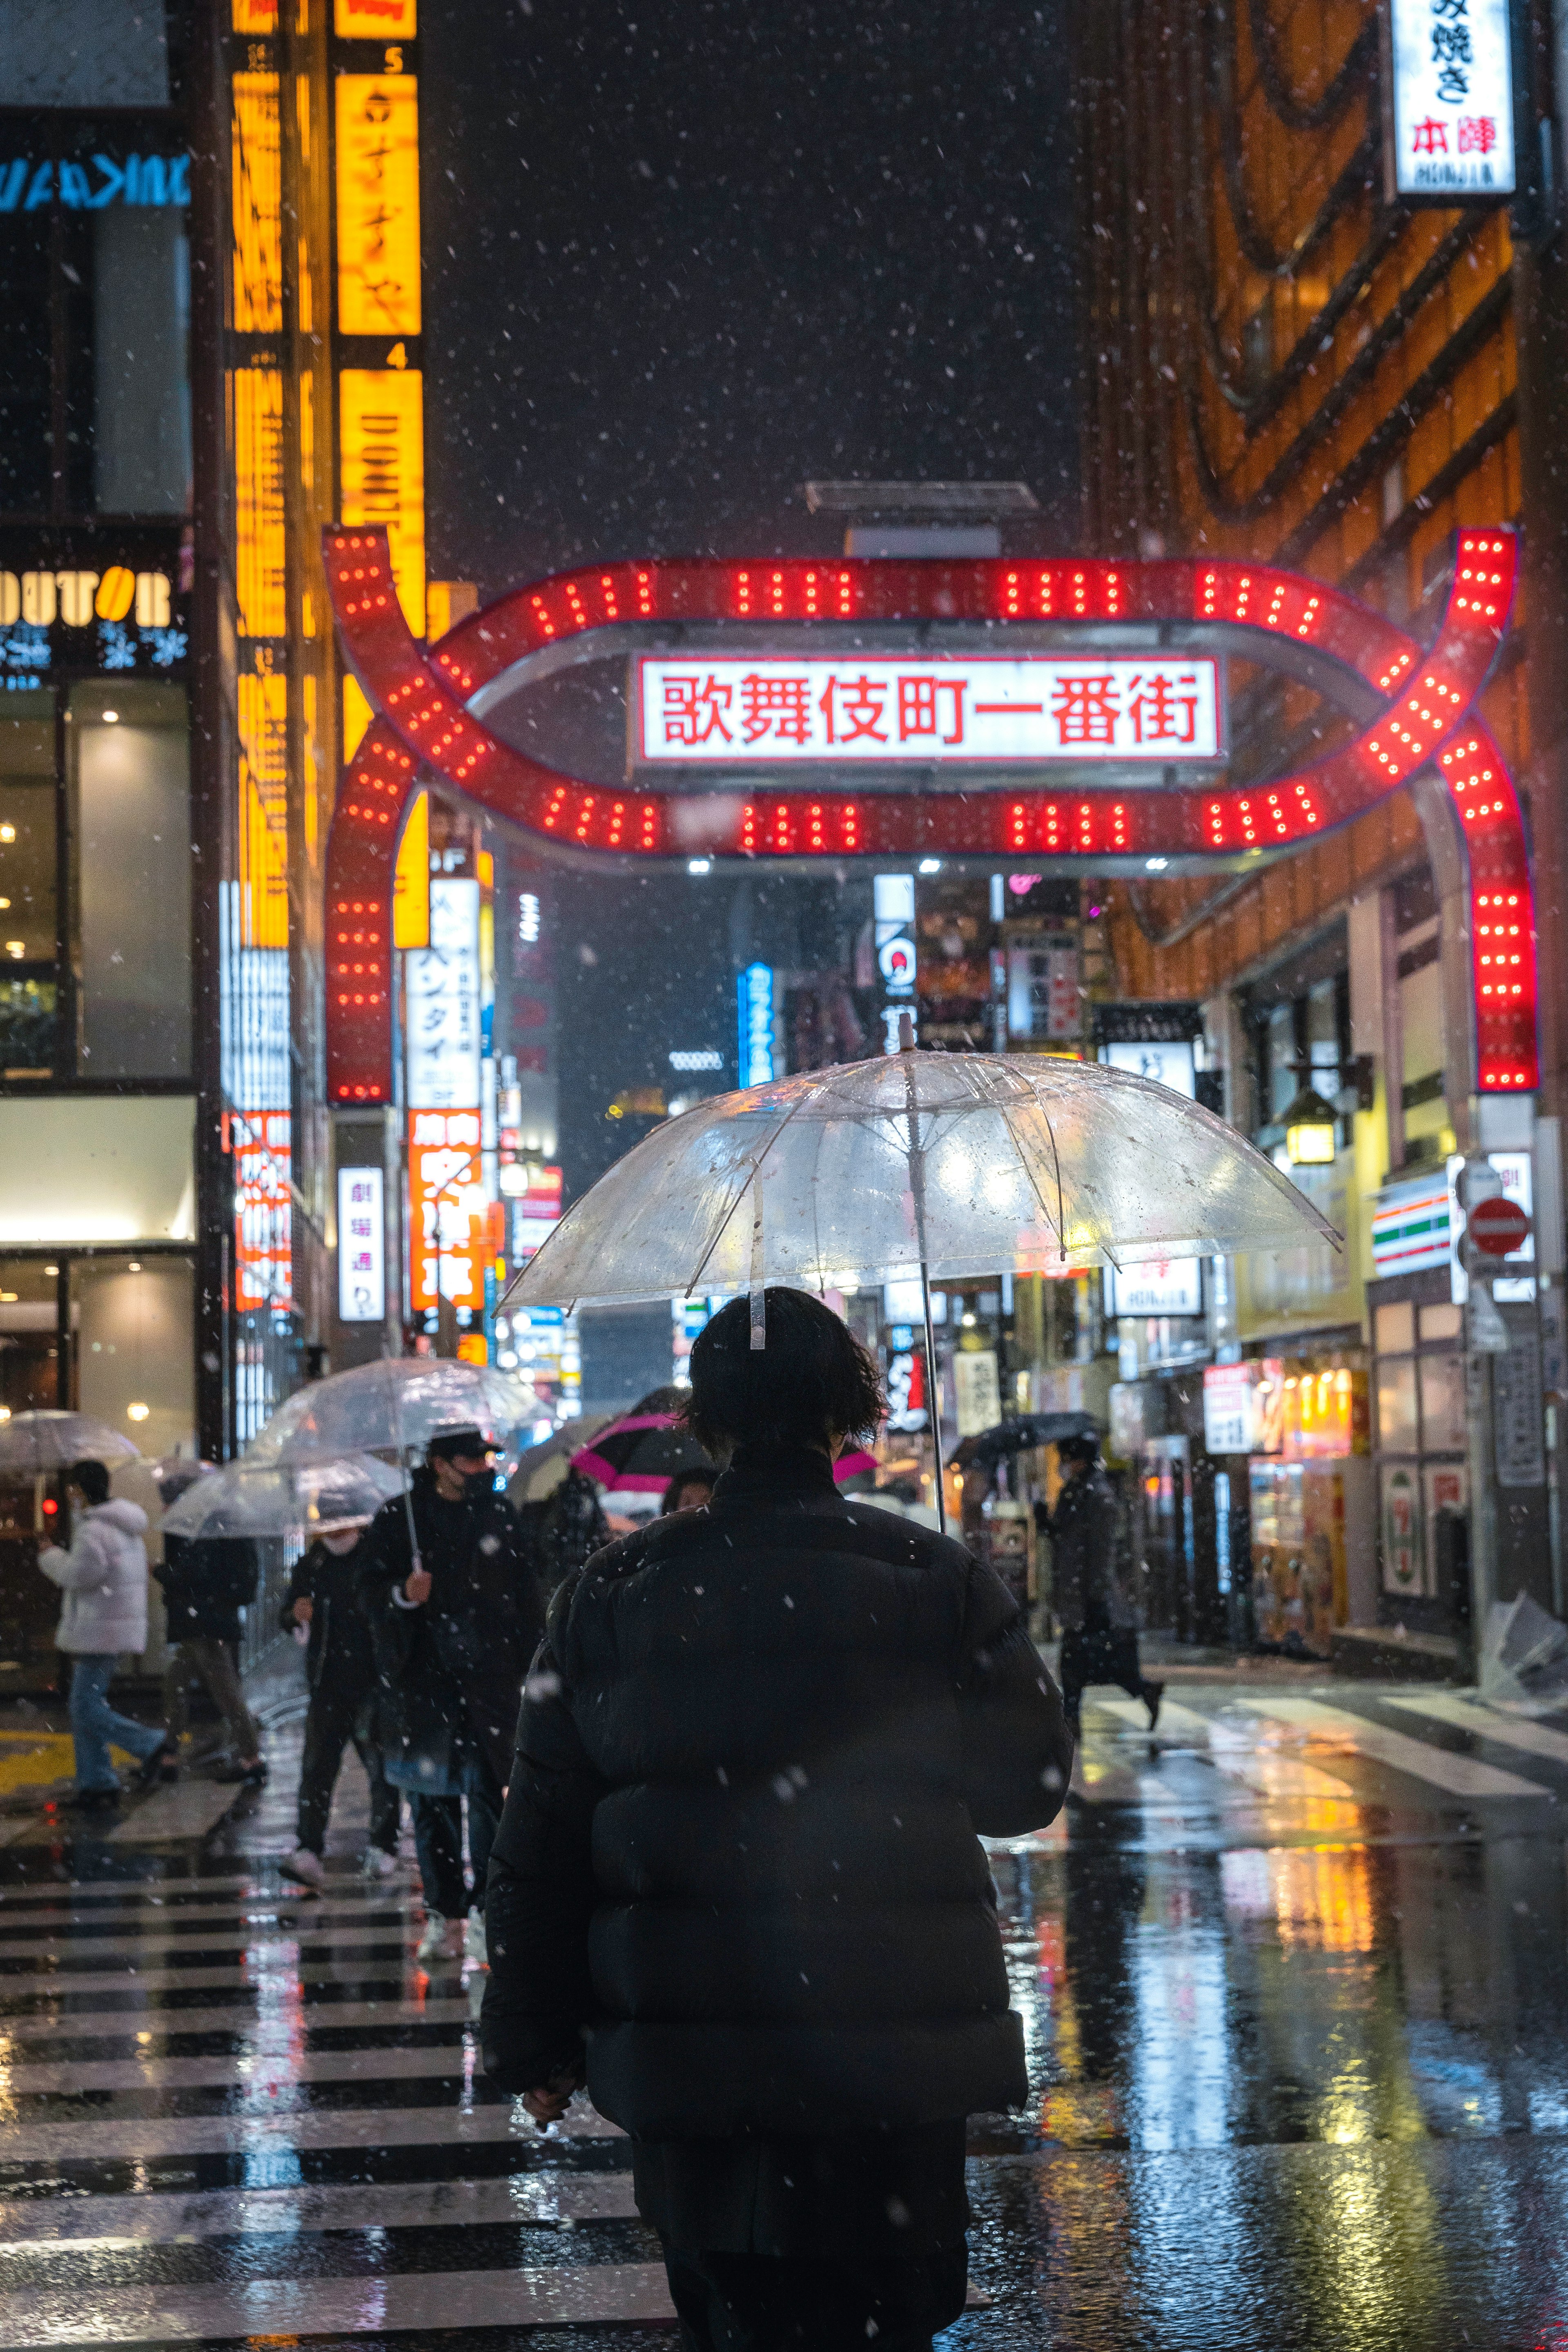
[{"left": 421, "top": 0, "right": 1082, "bottom": 593}]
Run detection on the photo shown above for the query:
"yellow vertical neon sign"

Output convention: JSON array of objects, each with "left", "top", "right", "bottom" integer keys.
[
  {"left": 335, "top": 75, "right": 422, "bottom": 335},
  {"left": 338, "top": 367, "right": 425, "bottom": 634},
  {"left": 232, "top": 74, "right": 282, "bottom": 334}
]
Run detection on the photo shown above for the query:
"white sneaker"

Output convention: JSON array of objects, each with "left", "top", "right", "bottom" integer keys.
[
  {"left": 361, "top": 1848, "right": 399, "bottom": 1880},
  {"left": 416, "top": 1911, "right": 452, "bottom": 1962},
  {"left": 281, "top": 1846, "right": 325, "bottom": 1892},
  {"left": 463, "top": 1911, "right": 488, "bottom": 1966}
]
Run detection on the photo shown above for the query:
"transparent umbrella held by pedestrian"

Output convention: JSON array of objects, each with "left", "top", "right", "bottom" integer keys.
[
  {"left": 160, "top": 1452, "right": 405, "bottom": 1542},
  {"left": 0, "top": 1411, "right": 141, "bottom": 1472},
  {"left": 243, "top": 1357, "right": 544, "bottom": 1570},
  {"left": 501, "top": 1033, "right": 1338, "bottom": 1532}
]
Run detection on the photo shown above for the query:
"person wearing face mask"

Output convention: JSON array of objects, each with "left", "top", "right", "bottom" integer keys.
[
  {"left": 358, "top": 1427, "right": 544, "bottom": 1964},
  {"left": 278, "top": 1517, "right": 400, "bottom": 1892}
]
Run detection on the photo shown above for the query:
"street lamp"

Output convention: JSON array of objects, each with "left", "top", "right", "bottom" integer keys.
[{"left": 1283, "top": 1081, "right": 1339, "bottom": 1167}]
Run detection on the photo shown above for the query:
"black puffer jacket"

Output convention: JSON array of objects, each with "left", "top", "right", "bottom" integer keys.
[
  {"left": 1043, "top": 1465, "right": 1134, "bottom": 1633},
  {"left": 481, "top": 1444, "right": 1071, "bottom": 2138},
  {"left": 279, "top": 1535, "right": 375, "bottom": 1693}
]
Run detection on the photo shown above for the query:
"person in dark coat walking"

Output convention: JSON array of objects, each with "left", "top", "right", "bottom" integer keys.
[
  {"left": 1043, "top": 1433, "right": 1163, "bottom": 1738},
  {"left": 156, "top": 1532, "right": 266, "bottom": 1784},
  {"left": 481, "top": 1287, "right": 1072, "bottom": 2351},
  {"left": 358, "top": 1426, "right": 544, "bottom": 1966},
  {"left": 279, "top": 1519, "right": 400, "bottom": 1891}
]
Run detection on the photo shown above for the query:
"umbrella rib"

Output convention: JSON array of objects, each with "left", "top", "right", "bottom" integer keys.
[{"left": 685, "top": 1104, "right": 801, "bottom": 1297}]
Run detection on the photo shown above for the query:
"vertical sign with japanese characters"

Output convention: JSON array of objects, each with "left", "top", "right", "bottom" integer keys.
[
  {"left": 406, "top": 878, "right": 481, "bottom": 1109},
  {"left": 1387, "top": 0, "right": 1517, "bottom": 198},
  {"left": 337, "top": 1164, "right": 385, "bottom": 1322}
]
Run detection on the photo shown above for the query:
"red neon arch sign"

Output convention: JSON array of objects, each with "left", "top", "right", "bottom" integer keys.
[{"left": 324, "top": 528, "right": 1534, "bottom": 1105}]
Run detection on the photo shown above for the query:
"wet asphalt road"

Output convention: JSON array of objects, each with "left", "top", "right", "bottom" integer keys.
[{"left": 0, "top": 1671, "right": 1563, "bottom": 2350}]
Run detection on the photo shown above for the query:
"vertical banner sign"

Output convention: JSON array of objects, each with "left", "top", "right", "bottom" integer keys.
[
  {"left": 339, "top": 368, "right": 425, "bottom": 634},
  {"left": 337, "top": 1165, "right": 385, "bottom": 1322},
  {"left": 738, "top": 961, "right": 776, "bottom": 1086},
  {"left": 406, "top": 877, "right": 481, "bottom": 1108},
  {"left": 873, "top": 872, "right": 916, "bottom": 1053},
  {"left": 335, "top": 76, "right": 422, "bottom": 334},
  {"left": 1386, "top": 0, "right": 1517, "bottom": 198}
]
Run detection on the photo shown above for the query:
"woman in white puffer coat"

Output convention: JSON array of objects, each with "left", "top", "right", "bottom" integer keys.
[{"left": 39, "top": 1458, "right": 171, "bottom": 1811}]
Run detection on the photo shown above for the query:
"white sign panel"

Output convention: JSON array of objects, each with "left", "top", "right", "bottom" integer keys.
[
  {"left": 1104, "top": 1038, "right": 1197, "bottom": 1097},
  {"left": 637, "top": 656, "right": 1222, "bottom": 764},
  {"left": 1107, "top": 1258, "right": 1204, "bottom": 1319},
  {"left": 405, "top": 878, "right": 481, "bottom": 1110},
  {"left": 336, "top": 1165, "right": 385, "bottom": 1323},
  {"left": 1388, "top": 0, "right": 1516, "bottom": 197}
]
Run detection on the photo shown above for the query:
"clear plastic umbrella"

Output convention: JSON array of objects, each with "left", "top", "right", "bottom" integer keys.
[
  {"left": 243, "top": 1358, "right": 543, "bottom": 1468},
  {"left": 0, "top": 1412, "right": 141, "bottom": 1472},
  {"left": 161, "top": 1452, "right": 403, "bottom": 1542},
  {"left": 502, "top": 1040, "right": 1336, "bottom": 1530}
]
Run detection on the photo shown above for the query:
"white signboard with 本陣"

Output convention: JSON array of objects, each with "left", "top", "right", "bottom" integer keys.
[
  {"left": 1386, "top": 0, "right": 1516, "bottom": 199},
  {"left": 636, "top": 656, "right": 1222, "bottom": 764},
  {"left": 1105, "top": 1258, "right": 1203, "bottom": 1319}
]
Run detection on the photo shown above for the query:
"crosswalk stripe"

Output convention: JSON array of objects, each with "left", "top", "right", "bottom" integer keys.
[
  {"left": 0, "top": 2095, "right": 624, "bottom": 2163},
  {"left": 0, "top": 2040, "right": 481, "bottom": 2095},
  {"left": 0, "top": 1958, "right": 449, "bottom": 1999},
  {"left": 1234, "top": 1694, "right": 1551, "bottom": 1800},
  {"left": 0, "top": 2173, "right": 642, "bottom": 2245},
  {"left": 0, "top": 1871, "right": 400, "bottom": 1906},
  {"left": 0, "top": 2262, "right": 683, "bottom": 2344},
  {"left": 0, "top": 1995, "right": 475, "bottom": 2042},
  {"left": 1382, "top": 1688, "right": 1568, "bottom": 1766},
  {"left": 1089, "top": 1694, "right": 1357, "bottom": 1799},
  {"left": 0, "top": 1929, "right": 418, "bottom": 1969},
  {"left": 105, "top": 1784, "right": 246, "bottom": 1845},
  {"left": 0, "top": 1894, "right": 423, "bottom": 1946}
]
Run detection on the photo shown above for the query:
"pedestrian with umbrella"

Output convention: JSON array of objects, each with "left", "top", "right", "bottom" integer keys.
[
  {"left": 482, "top": 1287, "right": 1073, "bottom": 2346},
  {"left": 278, "top": 1500, "right": 404, "bottom": 1891},
  {"left": 1043, "top": 1430, "right": 1163, "bottom": 1738},
  {"left": 357, "top": 1425, "right": 544, "bottom": 1964}
]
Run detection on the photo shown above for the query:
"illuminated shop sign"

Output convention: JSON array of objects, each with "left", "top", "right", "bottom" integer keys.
[
  {"left": 1103, "top": 1039, "right": 1196, "bottom": 1096},
  {"left": 0, "top": 155, "right": 189, "bottom": 211},
  {"left": 0, "top": 564, "right": 183, "bottom": 686},
  {"left": 637, "top": 656, "right": 1222, "bottom": 765},
  {"left": 1105, "top": 1258, "right": 1203, "bottom": 1318},
  {"left": 738, "top": 961, "right": 775, "bottom": 1086},
  {"left": 408, "top": 1109, "right": 486, "bottom": 1313},
  {"left": 1385, "top": 0, "right": 1517, "bottom": 198},
  {"left": 406, "top": 877, "right": 481, "bottom": 1109},
  {"left": 337, "top": 1165, "right": 386, "bottom": 1323},
  {"left": 336, "top": 77, "right": 422, "bottom": 335}
]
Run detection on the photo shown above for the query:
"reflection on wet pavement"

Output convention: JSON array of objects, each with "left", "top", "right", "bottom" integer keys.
[{"left": 0, "top": 1677, "right": 1562, "bottom": 2348}]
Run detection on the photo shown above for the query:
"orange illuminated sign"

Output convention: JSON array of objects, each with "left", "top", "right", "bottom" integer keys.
[
  {"left": 336, "top": 0, "right": 416, "bottom": 30},
  {"left": 336, "top": 75, "right": 421, "bottom": 335},
  {"left": 234, "top": 369, "right": 286, "bottom": 637},
  {"left": 408, "top": 1109, "right": 486, "bottom": 1312},
  {"left": 232, "top": 74, "right": 282, "bottom": 334},
  {"left": 338, "top": 368, "right": 425, "bottom": 633}
]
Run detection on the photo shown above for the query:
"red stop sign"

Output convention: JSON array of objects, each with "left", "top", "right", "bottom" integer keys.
[{"left": 1469, "top": 1194, "right": 1530, "bottom": 1257}]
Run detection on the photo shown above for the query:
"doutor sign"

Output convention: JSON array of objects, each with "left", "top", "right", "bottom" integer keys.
[{"left": 1468, "top": 1194, "right": 1530, "bottom": 1257}]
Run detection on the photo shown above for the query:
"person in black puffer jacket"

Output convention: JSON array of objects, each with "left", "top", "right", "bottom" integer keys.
[
  {"left": 482, "top": 1287, "right": 1072, "bottom": 2351},
  {"left": 278, "top": 1520, "right": 400, "bottom": 1891}
]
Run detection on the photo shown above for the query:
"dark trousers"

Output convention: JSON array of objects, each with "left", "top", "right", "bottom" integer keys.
[
  {"left": 662, "top": 2242, "right": 967, "bottom": 2352},
  {"left": 296, "top": 1682, "right": 400, "bottom": 1858},
  {"left": 1059, "top": 1622, "right": 1154, "bottom": 1726},
  {"left": 411, "top": 1752, "right": 502, "bottom": 1918}
]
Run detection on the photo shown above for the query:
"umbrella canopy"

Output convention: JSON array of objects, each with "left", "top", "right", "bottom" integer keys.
[
  {"left": 0, "top": 1412, "right": 140, "bottom": 1473},
  {"left": 243, "top": 1358, "right": 544, "bottom": 1468},
  {"left": 161, "top": 1452, "right": 403, "bottom": 1541},
  {"left": 572, "top": 1385, "right": 715, "bottom": 1495},
  {"left": 958, "top": 1412, "right": 1103, "bottom": 1471},
  {"left": 502, "top": 1047, "right": 1337, "bottom": 1314}
]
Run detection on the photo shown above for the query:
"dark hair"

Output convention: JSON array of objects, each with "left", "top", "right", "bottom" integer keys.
[
  {"left": 69, "top": 1458, "right": 111, "bottom": 1506},
  {"left": 1057, "top": 1433, "right": 1101, "bottom": 1468},
  {"left": 660, "top": 1468, "right": 714, "bottom": 1516},
  {"left": 684, "top": 1288, "right": 884, "bottom": 1457}
]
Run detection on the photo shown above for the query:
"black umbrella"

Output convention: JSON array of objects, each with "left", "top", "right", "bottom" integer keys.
[{"left": 957, "top": 1412, "right": 1102, "bottom": 1472}]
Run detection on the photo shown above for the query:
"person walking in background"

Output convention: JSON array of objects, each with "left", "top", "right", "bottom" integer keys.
[
  {"left": 514, "top": 1459, "right": 611, "bottom": 1603},
  {"left": 482, "top": 1288, "right": 1072, "bottom": 2351},
  {"left": 659, "top": 1467, "right": 713, "bottom": 1515},
  {"left": 359, "top": 1427, "right": 543, "bottom": 1966},
  {"left": 40, "top": 1459, "right": 170, "bottom": 1812},
  {"left": 157, "top": 1530, "right": 267, "bottom": 1784},
  {"left": 1043, "top": 1432, "right": 1163, "bottom": 1740},
  {"left": 280, "top": 1518, "right": 400, "bottom": 1892}
]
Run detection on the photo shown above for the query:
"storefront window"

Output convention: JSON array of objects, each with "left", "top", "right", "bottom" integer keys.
[
  {"left": 0, "top": 706, "right": 58, "bottom": 1073},
  {"left": 1376, "top": 1357, "right": 1417, "bottom": 1449},
  {"left": 71, "top": 1254, "right": 194, "bottom": 1462},
  {"left": 0, "top": 1259, "right": 60, "bottom": 1416},
  {"left": 71, "top": 683, "right": 191, "bottom": 1078},
  {"left": 1419, "top": 1353, "right": 1467, "bottom": 1453}
]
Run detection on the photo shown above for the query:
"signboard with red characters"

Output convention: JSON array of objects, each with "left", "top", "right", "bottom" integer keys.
[{"left": 636, "top": 655, "right": 1222, "bottom": 766}]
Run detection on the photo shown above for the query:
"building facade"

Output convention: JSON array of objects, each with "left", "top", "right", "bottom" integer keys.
[{"left": 1071, "top": 0, "right": 1560, "bottom": 1646}]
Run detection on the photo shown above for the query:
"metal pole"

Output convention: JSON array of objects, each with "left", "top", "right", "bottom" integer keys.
[{"left": 898, "top": 1017, "right": 947, "bottom": 1535}]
